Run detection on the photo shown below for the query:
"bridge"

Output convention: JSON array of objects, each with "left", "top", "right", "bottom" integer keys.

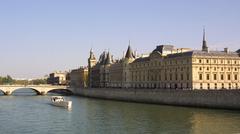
[{"left": 0, "top": 85, "right": 72, "bottom": 95}]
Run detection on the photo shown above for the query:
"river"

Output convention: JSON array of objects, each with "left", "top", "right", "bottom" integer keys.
[{"left": 0, "top": 89, "right": 240, "bottom": 134}]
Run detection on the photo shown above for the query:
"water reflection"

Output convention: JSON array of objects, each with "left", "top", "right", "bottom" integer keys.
[
  {"left": 82, "top": 99, "right": 240, "bottom": 134},
  {"left": 0, "top": 93, "right": 239, "bottom": 134},
  {"left": 190, "top": 110, "right": 240, "bottom": 134}
]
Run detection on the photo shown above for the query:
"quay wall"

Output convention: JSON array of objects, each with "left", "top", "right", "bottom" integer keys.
[{"left": 73, "top": 88, "right": 240, "bottom": 110}]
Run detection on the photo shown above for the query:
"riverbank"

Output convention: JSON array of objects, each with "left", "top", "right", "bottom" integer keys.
[{"left": 72, "top": 88, "right": 240, "bottom": 110}]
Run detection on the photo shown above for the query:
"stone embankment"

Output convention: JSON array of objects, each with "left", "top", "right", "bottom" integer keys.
[{"left": 73, "top": 88, "right": 240, "bottom": 110}]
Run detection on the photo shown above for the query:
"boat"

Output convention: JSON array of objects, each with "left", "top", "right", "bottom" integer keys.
[{"left": 51, "top": 96, "right": 72, "bottom": 108}]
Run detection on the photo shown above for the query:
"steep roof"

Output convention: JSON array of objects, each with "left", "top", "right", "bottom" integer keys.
[
  {"left": 125, "top": 45, "right": 134, "bottom": 59},
  {"left": 236, "top": 49, "right": 240, "bottom": 53},
  {"left": 105, "top": 52, "right": 113, "bottom": 64},
  {"left": 153, "top": 45, "right": 174, "bottom": 53}
]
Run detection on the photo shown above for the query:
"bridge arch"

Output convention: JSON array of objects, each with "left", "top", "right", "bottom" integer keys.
[
  {"left": 47, "top": 88, "right": 73, "bottom": 95},
  {"left": 0, "top": 89, "right": 5, "bottom": 95},
  {"left": 11, "top": 88, "right": 41, "bottom": 95}
]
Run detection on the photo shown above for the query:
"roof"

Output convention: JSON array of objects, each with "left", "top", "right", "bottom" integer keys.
[
  {"left": 105, "top": 52, "right": 113, "bottom": 64},
  {"left": 236, "top": 49, "right": 240, "bottom": 53},
  {"left": 132, "top": 57, "right": 150, "bottom": 63},
  {"left": 153, "top": 45, "right": 174, "bottom": 53},
  {"left": 167, "top": 50, "right": 240, "bottom": 58},
  {"left": 125, "top": 45, "right": 135, "bottom": 59}
]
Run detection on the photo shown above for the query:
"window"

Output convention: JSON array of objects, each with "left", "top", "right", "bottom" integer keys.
[
  {"left": 215, "top": 83, "right": 217, "bottom": 89},
  {"left": 206, "top": 74, "right": 210, "bottom": 80},
  {"left": 208, "top": 83, "right": 210, "bottom": 89},
  {"left": 214, "top": 74, "right": 217, "bottom": 80},
  {"left": 181, "top": 74, "right": 184, "bottom": 81},
  {"left": 235, "top": 74, "right": 238, "bottom": 80},
  {"left": 229, "top": 83, "right": 231, "bottom": 89},
  {"left": 222, "top": 83, "right": 224, "bottom": 89},
  {"left": 206, "top": 59, "right": 209, "bottom": 63},
  {"left": 199, "top": 59, "right": 202, "bottom": 63},
  {"left": 199, "top": 67, "right": 202, "bottom": 71},
  {"left": 200, "top": 83, "right": 203, "bottom": 89},
  {"left": 228, "top": 74, "right": 231, "bottom": 80},
  {"left": 199, "top": 74, "right": 202, "bottom": 80},
  {"left": 221, "top": 74, "right": 224, "bottom": 80},
  {"left": 207, "top": 67, "right": 209, "bottom": 71}
]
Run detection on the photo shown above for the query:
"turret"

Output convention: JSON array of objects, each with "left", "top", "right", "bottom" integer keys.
[
  {"left": 105, "top": 52, "right": 113, "bottom": 65},
  {"left": 125, "top": 41, "right": 135, "bottom": 59},
  {"left": 88, "top": 48, "right": 97, "bottom": 68},
  {"left": 88, "top": 48, "right": 97, "bottom": 88}
]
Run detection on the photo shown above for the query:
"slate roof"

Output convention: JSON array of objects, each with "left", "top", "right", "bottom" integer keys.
[
  {"left": 167, "top": 50, "right": 239, "bottom": 58},
  {"left": 133, "top": 57, "right": 150, "bottom": 63},
  {"left": 236, "top": 49, "right": 240, "bottom": 53},
  {"left": 125, "top": 45, "right": 135, "bottom": 59},
  {"left": 153, "top": 45, "right": 174, "bottom": 53}
]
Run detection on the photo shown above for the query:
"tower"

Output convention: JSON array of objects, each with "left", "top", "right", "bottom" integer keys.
[
  {"left": 202, "top": 28, "right": 208, "bottom": 52},
  {"left": 88, "top": 48, "right": 97, "bottom": 88},
  {"left": 123, "top": 41, "right": 135, "bottom": 88}
]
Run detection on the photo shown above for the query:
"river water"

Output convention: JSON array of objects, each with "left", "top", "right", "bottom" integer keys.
[{"left": 0, "top": 89, "right": 240, "bottom": 134}]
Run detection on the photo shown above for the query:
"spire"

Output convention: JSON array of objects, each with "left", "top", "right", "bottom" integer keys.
[
  {"left": 89, "top": 48, "right": 96, "bottom": 60},
  {"left": 125, "top": 41, "right": 134, "bottom": 59},
  {"left": 105, "top": 51, "right": 112, "bottom": 64},
  {"left": 203, "top": 28, "right": 206, "bottom": 40},
  {"left": 202, "top": 27, "right": 208, "bottom": 52}
]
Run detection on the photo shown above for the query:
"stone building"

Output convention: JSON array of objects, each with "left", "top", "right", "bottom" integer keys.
[
  {"left": 47, "top": 71, "right": 68, "bottom": 85},
  {"left": 88, "top": 31, "right": 240, "bottom": 90},
  {"left": 88, "top": 49, "right": 114, "bottom": 88},
  {"left": 69, "top": 67, "right": 88, "bottom": 88},
  {"left": 108, "top": 45, "right": 136, "bottom": 88},
  {"left": 129, "top": 45, "right": 192, "bottom": 89}
]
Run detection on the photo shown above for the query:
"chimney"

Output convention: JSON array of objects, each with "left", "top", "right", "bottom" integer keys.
[{"left": 224, "top": 48, "right": 229, "bottom": 53}]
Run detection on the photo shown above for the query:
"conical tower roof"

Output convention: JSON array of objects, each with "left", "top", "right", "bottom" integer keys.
[
  {"left": 125, "top": 44, "right": 134, "bottom": 59},
  {"left": 105, "top": 52, "right": 112, "bottom": 64}
]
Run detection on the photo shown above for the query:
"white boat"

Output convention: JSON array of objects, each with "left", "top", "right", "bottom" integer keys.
[{"left": 51, "top": 96, "right": 72, "bottom": 108}]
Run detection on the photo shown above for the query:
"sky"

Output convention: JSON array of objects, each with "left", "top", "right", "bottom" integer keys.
[{"left": 0, "top": 0, "right": 240, "bottom": 79}]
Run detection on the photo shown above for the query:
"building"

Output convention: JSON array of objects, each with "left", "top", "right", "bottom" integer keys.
[
  {"left": 47, "top": 71, "right": 68, "bottom": 85},
  {"left": 69, "top": 67, "right": 88, "bottom": 88},
  {"left": 88, "top": 49, "right": 114, "bottom": 88},
  {"left": 88, "top": 31, "right": 240, "bottom": 90}
]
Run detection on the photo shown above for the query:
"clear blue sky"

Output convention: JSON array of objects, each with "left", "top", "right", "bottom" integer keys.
[{"left": 0, "top": 0, "right": 240, "bottom": 79}]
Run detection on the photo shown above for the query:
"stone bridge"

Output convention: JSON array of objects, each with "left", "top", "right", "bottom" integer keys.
[{"left": 0, "top": 85, "right": 71, "bottom": 95}]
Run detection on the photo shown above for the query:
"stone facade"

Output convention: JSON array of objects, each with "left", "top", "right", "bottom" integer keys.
[
  {"left": 47, "top": 71, "right": 68, "bottom": 85},
  {"left": 88, "top": 50, "right": 114, "bottom": 88},
  {"left": 88, "top": 33, "right": 240, "bottom": 90},
  {"left": 69, "top": 67, "right": 88, "bottom": 88}
]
